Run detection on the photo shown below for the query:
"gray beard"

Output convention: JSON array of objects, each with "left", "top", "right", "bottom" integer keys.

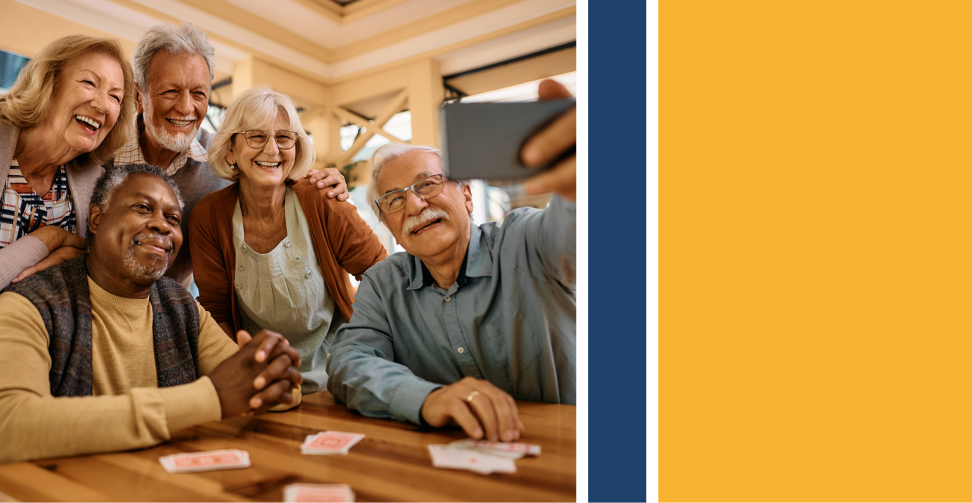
[
  {"left": 124, "top": 239, "right": 170, "bottom": 284},
  {"left": 145, "top": 117, "right": 197, "bottom": 153}
]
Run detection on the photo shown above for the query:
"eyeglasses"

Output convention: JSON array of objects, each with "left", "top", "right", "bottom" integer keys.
[
  {"left": 375, "top": 174, "right": 448, "bottom": 214},
  {"left": 239, "top": 130, "right": 299, "bottom": 150}
]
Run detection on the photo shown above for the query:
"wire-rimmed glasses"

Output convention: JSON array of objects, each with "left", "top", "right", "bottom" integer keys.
[
  {"left": 374, "top": 174, "right": 448, "bottom": 214},
  {"left": 240, "top": 130, "right": 299, "bottom": 150}
]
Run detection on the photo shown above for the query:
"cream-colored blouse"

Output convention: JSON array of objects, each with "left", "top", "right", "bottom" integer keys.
[{"left": 232, "top": 188, "right": 342, "bottom": 394}]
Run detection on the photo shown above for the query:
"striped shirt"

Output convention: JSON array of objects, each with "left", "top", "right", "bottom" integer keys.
[{"left": 0, "top": 160, "right": 75, "bottom": 247}]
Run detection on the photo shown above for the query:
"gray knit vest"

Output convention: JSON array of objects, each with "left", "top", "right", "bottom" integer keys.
[{"left": 2, "top": 256, "right": 200, "bottom": 397}]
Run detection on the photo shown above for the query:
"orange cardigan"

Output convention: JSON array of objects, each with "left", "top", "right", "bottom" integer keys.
[{"left": 188, "top": 180, "right": 388, "bottom": 338}]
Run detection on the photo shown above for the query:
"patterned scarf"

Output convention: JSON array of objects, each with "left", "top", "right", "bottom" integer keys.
[{"left": 2, "top": 256, "right": 200, "bottom": 396}]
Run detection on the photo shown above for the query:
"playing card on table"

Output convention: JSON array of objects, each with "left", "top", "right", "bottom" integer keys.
[
  {"left": 301, "top": 431, "right": 365, "bottom": 455},
  {"left": 283, "top": 483, "right": 355, "bottom": 502},
  {"left": 427, "top": 444, "right": 516, "bottom": 475},
  {"left": 449, "top": 439, "right": 542, "bottom": 459},
  {"left": 159, "top": 449, "right": 250, "bottom": 473}
]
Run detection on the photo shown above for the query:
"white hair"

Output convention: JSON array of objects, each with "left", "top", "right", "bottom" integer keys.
[
  {"left": 367, "top": 143, "right": 469, "bottom": 223},
  {"left": 133, "top": 22, "right": 215, "bottom": 91}
]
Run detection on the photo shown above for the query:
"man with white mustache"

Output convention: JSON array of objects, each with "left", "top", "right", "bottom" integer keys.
[
  {"left": 109, "top": 22, "right": 349, "bottom": 288},
  {"left": 327, "top": 80, "right": 576, "bottom": 444}
]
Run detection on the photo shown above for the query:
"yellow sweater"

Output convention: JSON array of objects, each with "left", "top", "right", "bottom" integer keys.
[{"left": 0, "top": 277, "right": 238, "bottom": 463}]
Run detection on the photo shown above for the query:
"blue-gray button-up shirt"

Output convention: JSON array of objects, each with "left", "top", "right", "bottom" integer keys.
[{"left": 327, "top": 196, "right": 576, "bottom": 424}]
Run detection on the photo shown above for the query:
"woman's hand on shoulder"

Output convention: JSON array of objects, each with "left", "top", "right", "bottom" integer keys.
[
  {"left": 28, "top": 226, "right": 85, "bottom": 253},
  {"left": 304, "top": 168, "right": 350, "bottom": 201}
]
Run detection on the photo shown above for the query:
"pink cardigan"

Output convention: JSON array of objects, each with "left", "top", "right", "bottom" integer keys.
[{"left": 0, "top": 122, "right": 103, "bottom": 290}]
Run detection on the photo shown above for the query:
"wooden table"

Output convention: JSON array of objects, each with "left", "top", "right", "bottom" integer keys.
[{"left": 0, "top": 391, "right": 576, "bottom": 502}]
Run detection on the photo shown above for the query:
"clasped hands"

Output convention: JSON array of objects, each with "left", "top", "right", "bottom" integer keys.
[{"left": 208, "top": 329, "right": 302, "bottom": 418}]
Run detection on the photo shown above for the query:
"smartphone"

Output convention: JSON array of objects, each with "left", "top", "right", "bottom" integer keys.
[{"left": 440, "top": 99, "right": 575, "bottom": 182}]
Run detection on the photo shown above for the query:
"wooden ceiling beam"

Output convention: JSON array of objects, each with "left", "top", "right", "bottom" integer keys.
[
  {"left": 338, "top": 88, "right": 408, "bottom": 164},
  {"left": 332, "top": 106, "right": 405, "bottom": 143}
]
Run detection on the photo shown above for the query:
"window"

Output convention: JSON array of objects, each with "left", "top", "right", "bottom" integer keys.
[{"left": 0, "top": 49, "right": 30, "bottom": 94}]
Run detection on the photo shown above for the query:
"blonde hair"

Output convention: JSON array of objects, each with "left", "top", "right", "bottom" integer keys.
[
  {"left": 0, "top": 35, "right": 136, "bottom": 169},
  {"left": 209, "top": 86, "right": 314, "bottom": 181}
]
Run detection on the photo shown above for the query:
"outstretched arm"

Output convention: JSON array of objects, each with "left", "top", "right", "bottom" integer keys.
[{"left": 514, "top": 79, "right": 577, "bottom": 289}]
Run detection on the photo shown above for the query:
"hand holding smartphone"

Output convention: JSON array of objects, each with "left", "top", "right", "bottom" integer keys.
[{"left": 440, "top": 98, "right": 576, "bottom": 183}]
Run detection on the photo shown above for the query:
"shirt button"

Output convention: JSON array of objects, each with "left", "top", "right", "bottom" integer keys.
[
  {"left": 242, "top": 245, "right": 248, "bottom": 253},
  {"left": 295, "top": 256, "right": 302, "bottom": 263},
  {"left": 235, "top": 282, "right": 242, "bottom": 289},
  {"left": 445, "top": 296, "right": 451, "bottom": 301},
  {"left": 285, "top": 240, "right": 292, "bottom": 247},
  {"left": 238, "top": 264, "right": 245, "bottom": 271},
  {"left": 457, "top": 347, "right": 464, "bottom": 354},
  {"left": 305, "top": 271, "right": 312, "bottom": 278}
]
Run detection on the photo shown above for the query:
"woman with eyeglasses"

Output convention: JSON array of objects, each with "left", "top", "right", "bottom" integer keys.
[{"left": 189, "top": 86, "right": 387, "bottom": 405}]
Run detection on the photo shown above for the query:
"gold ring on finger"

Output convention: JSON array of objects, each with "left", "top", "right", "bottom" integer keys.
[{"left": 465, "top": 390, "right": 481, "bottom": 403}]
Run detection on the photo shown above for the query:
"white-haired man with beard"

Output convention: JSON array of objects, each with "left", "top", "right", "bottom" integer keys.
[
  {"left": 327, "top": 80, "right": 576, "bottom": 444},
  {"left": 0, "top": 164, "right": 304, "bottom": 463},
  {"left": 109, "top": 22, "right": 349, "bottom": 287}
]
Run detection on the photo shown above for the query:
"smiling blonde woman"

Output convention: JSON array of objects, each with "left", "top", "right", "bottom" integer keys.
[
  {"left": 0, "top": 35, "right": 136, "bottom": 289},
  {"left": 189, "top": 86, "right": 387, "bottom": 401}
]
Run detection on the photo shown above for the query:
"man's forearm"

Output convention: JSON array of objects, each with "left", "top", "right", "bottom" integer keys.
[
  {"left": 519, "top": 195, "right": 577, "bottom": 289},
  {"left": 0, "top": 379, "right": 221, "bottom": 464},
  {"left": 327, "top": 346, "right": 440, "bottom": 425}
]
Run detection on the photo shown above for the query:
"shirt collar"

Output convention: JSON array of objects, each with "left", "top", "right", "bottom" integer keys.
[
  {"left": 115, "top": 115, "right": 208, "bottom": 175},
  {"left": 407, "top": 222, "right": 493, "bottom": 290}
]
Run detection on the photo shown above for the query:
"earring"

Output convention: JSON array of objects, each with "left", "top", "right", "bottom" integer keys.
[{"left": 231, "top": 164, "right": 237, "bottom": 170}]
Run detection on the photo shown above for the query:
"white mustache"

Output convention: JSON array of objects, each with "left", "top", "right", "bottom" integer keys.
[
  {"left": 132, "top": 232, "right": 174, "bottom": 253},
  {"left": 402, "top": 207, "right": 449, "bottom": 235}
]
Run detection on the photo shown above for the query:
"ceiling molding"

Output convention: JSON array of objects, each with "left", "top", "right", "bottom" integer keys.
[
  {"left": 329, "top": 0, "right": 523, "bottom": 63},
  {"left": 341, "top": 0, "right": 414, "bottom": 24},
  {"left": 6, "top": 0, "right": 576, "bottom": 92},
  {"left": 331, "top": 2, "right": 577, "bottom": 81},
  {"left": 106, "top": 0, "right": 334, "bottom": 79},
  {"left": 276, "top": 0, "right": 433, "bottom": 27},
  {"left": 436, "top": 14, "right": 574, "bottom": 75},
  {"left": 169, "top": 0, "right": 333, "bottom": 61},
  {"left": 445, "top": 46, "right": 575, "bottom": 96},
  {"left": 285, "top": 0, "right": 343, "bottom": 24}
]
